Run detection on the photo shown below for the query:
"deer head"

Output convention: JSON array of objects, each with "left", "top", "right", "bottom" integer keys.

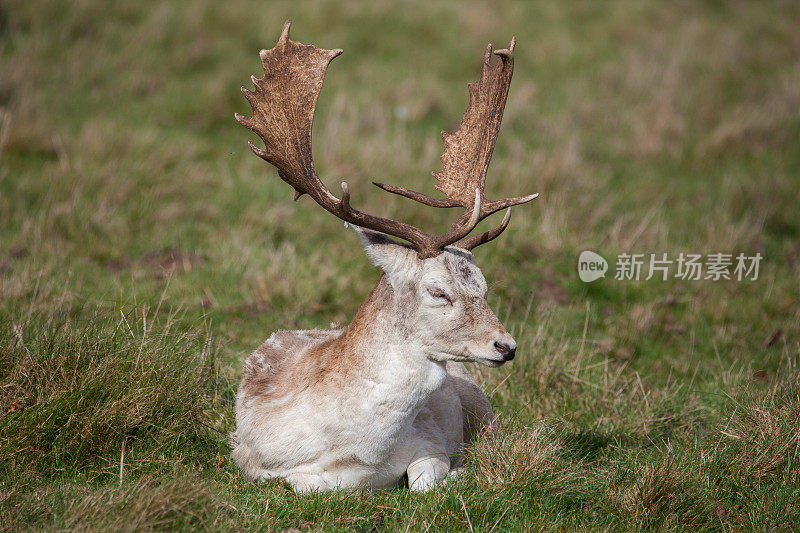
[
  {"left": 352, "top": 227, "right": 516, "bottom": 366},
  {"left": 236, "top": 21, "right": 537, "bottom": 365}
]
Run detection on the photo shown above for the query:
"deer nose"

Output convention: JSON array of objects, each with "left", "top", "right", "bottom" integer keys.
[{"left": 494, "top": 341, "right": 516, "bottom": 361}]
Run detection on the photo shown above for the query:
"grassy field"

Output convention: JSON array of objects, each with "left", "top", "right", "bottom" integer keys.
[{"left": 2, "top": 0, "right": 799, "bottom": 530}]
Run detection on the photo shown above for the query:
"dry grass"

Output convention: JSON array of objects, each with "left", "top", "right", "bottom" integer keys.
[
  {"left": 63, "top": 477, "right": 221, "bottom": 532},
  {"left": 726, "top": 363, "right": 800, "bottom": 482},
  {"left": 1, "top": 477, "right": 223, "bottom": 533},
  {"left": 469, "top": 422, "right": 570, "bottom": 489}
]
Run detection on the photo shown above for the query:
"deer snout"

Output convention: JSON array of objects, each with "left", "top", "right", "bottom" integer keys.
[{"left": 493, "top": 336, "right": 517, "bottom": 361}]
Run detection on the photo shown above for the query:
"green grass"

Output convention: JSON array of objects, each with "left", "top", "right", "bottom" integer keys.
[{"left": 1, "top": 0, "right": 799, "bottom": 530}]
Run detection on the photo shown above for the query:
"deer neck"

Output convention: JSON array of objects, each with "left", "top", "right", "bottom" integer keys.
[{"left": 335, "top": 274, "right": 446, "bottom": 412}]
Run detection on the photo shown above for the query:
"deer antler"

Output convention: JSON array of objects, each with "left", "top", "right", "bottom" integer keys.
[
  {"left": 237, "top": 21, "right": 534, "bottom": 257},
  {"left": 374, "top": 38, "right": 538, "bottom": 250}
]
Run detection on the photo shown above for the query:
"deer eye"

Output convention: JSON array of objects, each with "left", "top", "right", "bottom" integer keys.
[{"left": 427, "top": 287, "right": 453, "bottom": 304}]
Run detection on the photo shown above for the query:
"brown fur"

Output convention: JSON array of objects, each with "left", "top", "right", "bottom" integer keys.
[{"left": 240, "top": 276, "right": 395, "bottom": 404}]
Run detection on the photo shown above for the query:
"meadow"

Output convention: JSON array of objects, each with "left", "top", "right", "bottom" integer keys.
[{"left": 1, "top": 0, "right": 799, "bottom": 530}]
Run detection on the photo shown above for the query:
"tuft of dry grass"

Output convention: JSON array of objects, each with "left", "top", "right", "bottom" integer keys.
[
  {"left": 0, "top": 302, "right": 227, "bottom": 480},
  {"left": 610, "top": 454, "right": 703, "bottom": 528},
  {"left": 725, "top": 362, "right": 800, "bottom": 482},
  {"left": 63, "top": 477, "right": 222, "bottom": 532},
  {"left": 0, "top": 476, "right": 224, "bottom": 533},
  {"left": 467, "top": 420, "right": 581, "bottom": 491}
]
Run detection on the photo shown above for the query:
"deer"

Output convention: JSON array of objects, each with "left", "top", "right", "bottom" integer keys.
[{"left": 231, "top": 21, "right": 538, "bottom": 492}]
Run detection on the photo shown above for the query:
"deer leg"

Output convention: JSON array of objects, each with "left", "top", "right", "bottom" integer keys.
[
  {"left": 406, "top": 451, "right": 451, "bottom": 491},
  {"left": 285, "top": 472, "right": 331, "bottom": 492}
]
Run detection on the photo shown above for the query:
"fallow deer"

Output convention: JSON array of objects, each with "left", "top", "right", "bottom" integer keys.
[{"left": 231, "top": 21, "right": 537, "bottom": 492}]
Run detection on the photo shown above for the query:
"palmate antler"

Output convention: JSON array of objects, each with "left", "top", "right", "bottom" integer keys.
[
  {"left": 375, "top": 37, "right": 539, "bottom": 249},
  {"left": 237, "top": 21, "right": 537, "bottom": 258}
]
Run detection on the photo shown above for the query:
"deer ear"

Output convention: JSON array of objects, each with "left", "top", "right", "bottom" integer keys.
[{"left": 351, "top": 226, "right": 418, "bottom": 285}]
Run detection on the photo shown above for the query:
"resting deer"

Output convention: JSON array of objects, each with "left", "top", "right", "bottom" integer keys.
[{"left": 231, "top": 21, "right": 537, "bottom": 492}]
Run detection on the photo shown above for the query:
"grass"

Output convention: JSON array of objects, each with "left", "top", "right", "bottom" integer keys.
[{"left": 1, "top": 0, "right": 799, "bottom": 530}]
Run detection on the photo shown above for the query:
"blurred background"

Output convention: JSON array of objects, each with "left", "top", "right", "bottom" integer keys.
[{"left": 1, "top": 0, "right": 799, "bottom": 530}]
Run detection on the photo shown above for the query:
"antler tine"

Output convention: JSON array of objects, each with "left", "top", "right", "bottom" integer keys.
[
  {"left": 373, "top": 182, "right": 538, "bottom": 223},
  {"left": 454, "top": 207, "right": 512, "bottom": 250},
  {"left": 474, "top": 192, "right": 539, "bottom": 221},
  {"left": 435, "top": 188, "right": 482, "bottom": 248},
  {"left": 372, "top": 182, "right": 461, "bottom": 208}
]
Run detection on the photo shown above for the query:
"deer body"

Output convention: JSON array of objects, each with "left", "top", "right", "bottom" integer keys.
[
  {"left": 233, "top": 242, "right": 503, "bottom": 491},
  {"left": 233, "top": 335, "right": 450, "bottom": 490},
  {"left": 232, "top": 22, "right": 537, "bottom": 491},
  {"left": 233, "top": 328, "right": 458, "bottom": 491}
]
